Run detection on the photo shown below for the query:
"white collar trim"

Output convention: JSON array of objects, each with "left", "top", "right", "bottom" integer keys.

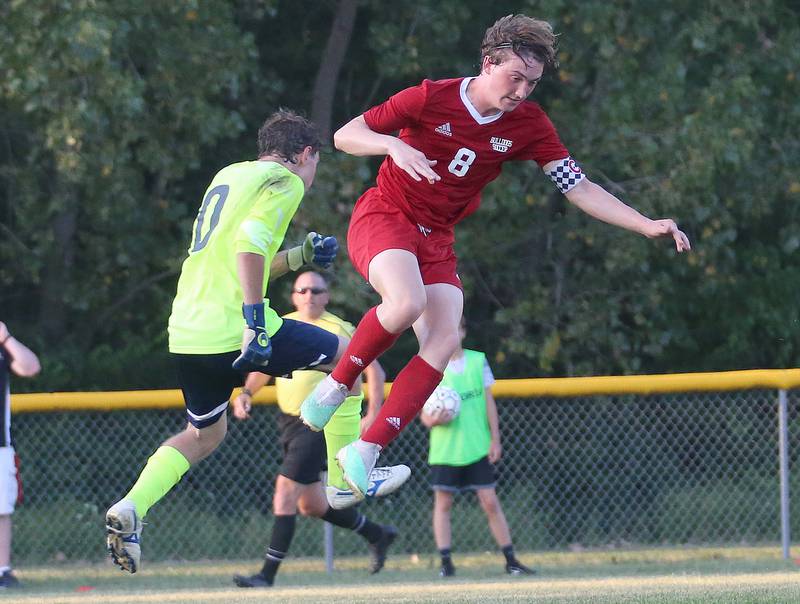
[{"left": 460, "top": 77, "right": 504, "bottom": 125}]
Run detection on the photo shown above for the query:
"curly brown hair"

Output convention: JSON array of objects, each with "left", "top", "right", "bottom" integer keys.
[
  {"left": 257, "top": 109, "right": 321, "bottom": 163},
  {"left": 480, "top": 15, "right": 558, "bottom": 71}
]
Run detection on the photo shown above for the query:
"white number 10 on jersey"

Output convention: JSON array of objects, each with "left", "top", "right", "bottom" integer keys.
[{"left": 447, "top": 147, "right": 476, "bottom": 177}]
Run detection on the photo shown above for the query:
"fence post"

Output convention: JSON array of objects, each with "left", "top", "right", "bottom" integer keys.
[
  {"left": 779, "top": 389, "right": 791, "bottom": 559},
  {"left": 321, "top": 470, "right": 334, "bottom": 572},
  {"left": 324, "top": 522, "right": 334, "bottom": 573}
]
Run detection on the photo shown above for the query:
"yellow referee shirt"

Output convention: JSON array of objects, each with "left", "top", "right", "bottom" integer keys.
[{"left": 276, "top": 310, "right": 362, "bottom": 424}]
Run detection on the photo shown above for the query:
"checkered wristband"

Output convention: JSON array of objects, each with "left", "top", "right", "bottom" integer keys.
[{"left": 546, "top": 157, "right": 585, "bottom": 193}]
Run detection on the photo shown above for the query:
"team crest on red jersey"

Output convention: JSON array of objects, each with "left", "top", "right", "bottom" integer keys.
[{"left": 490, "top": 136, "right": 513, "bottom": 152}]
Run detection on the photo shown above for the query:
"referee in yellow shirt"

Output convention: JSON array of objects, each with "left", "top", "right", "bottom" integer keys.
[{"left": 231, "top": 271, "right": 409, "bottom": 588}]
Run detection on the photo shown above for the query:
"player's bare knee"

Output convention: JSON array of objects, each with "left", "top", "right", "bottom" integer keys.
[
  {"left": 420, "top": 330, "right": 460, "bottom": 368},
  {"left": 434, "top": 490, "right": 454, "bottom": 512},
  {"left": 436, "top": 500, "right": 454, "bottom": 514},
  {"left": 190, "top": 420, "right": 226, "bottom": 453},
  {"left": 276, "top": 475, "right": 311, "bottom": 512},
  {"left": 437, "top": 330, "right": 461, "bottom": 358},
  {"left": 477, "top": 490, "right": 501, "bottom": 516},
  {"left": 481, "top": 500, "right": 501, "bottom": 517},
  {"left": 330, "top": 335, "right": 351, "bottom": 367},
  {"left": 298, "top": 499, "right": 327, "bottom": 518},
  {"left": 295, "top": 485, "right": 327, "bottom": 517},
  {"left": 383, "top": 295, "right": 426, "bottom": 329}
]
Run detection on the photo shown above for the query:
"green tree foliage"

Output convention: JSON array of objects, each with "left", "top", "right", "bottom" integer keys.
[
  {"left": 455, "top": 0, "right": 800, "bottom": 375},
  {"left": 1, "top": 0, "right": 798, "bottom": 390},
  {"left": 0, "top": 0, "right": 263, "bottom": 389}
]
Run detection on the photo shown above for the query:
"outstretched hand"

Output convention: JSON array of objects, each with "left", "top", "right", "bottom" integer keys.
[
  {"left": 645, "top": 219, "right": 691, "bottom": 253},
  {"left": 430, "top": 407, "right": 455, "bottom": 426},
  {"left": 288, "top": 232, "right": 339, "bottom": 271},
  {"left": 231, "top": 392, "right": 252, "bottom": 420},
  {"left": 303, "top": 232, "right": 338, "bottom": 269},
  {"left": 388, "top": 139, "right": 440, "bottom": 184}
]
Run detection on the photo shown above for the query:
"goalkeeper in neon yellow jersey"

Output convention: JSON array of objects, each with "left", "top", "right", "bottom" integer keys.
[
  {"left": 105, "top": 110, "right": 345, "bottom": 575},
  {"left": 230, "top": 271, "right": 410, "bottom": 587}
]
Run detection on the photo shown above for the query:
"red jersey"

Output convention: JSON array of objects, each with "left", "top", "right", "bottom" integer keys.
[{"left": 362, "top": 77, "right": 569, "bottom": 230}]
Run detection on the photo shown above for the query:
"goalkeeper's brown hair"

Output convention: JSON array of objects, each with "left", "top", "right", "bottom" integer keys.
[
  {"left": 481, "top": 15, "right": 558, "bottom": 71},
  {"left": 257, "top": 109, "right": 321, "bottom": 163}
]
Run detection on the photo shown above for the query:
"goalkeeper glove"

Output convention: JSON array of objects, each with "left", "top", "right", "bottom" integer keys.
[
  {"left": 232, "top": 303, "right": 272, "bottom": 372},
  {"left": 287, "top": 232, "right": 339, "bottom": 270}
]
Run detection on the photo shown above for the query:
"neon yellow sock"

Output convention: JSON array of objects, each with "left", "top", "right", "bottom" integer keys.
[
  {"left": 324, "top": 400, "right": 361, "bottom": 490},
  {"left": 324, "top": 430, "right": 352, "bottom": 489},
  {"left": 125, "top": 446, "right": 191, "bottom": 518}
]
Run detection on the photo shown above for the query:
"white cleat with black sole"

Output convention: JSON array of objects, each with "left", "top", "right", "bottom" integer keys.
[{"left": 106, "top": 498, "right": 143, "bottom": 573}]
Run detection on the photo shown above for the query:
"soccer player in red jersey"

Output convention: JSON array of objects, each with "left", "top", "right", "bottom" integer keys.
[{"left": 300, "top": 15, "right": 691, "bottom": 498}]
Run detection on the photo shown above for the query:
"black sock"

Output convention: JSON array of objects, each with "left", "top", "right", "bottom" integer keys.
[
  {"left": 501, "top": 544, "right": 515, "bottom": 563},
  {"left": 259, "top": 514, "right": 296, "bottom": 582},
  {"left": 321, "top": 506, "right": 383, "bottom": 543},
  {"left": 439, "top": 548, "right": 452, "bottom": 565}
]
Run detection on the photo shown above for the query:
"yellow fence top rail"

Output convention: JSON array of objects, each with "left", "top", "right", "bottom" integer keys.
[
  {"left": 10, "top": 369, "right": 800, "bottom": 414},
  {"left": 491, "top": 368, "right": 800, "bottom": 397}
]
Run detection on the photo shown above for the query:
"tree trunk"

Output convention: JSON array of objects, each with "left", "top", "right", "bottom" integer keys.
[
  {"left": 38, "top": 200, "right": 77, "bottom": 337},
  {"left": 311, "top": 0, "right": 358, "bottom": 142}
]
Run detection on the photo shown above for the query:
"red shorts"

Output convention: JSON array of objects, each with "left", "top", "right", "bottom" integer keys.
[{"left": 347, "top": 188, "right": 461, "bottom": 288}]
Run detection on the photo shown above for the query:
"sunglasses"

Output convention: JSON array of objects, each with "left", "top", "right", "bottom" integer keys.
[{"left": 293, "top": 287, "right": 328, "bottom": 295}]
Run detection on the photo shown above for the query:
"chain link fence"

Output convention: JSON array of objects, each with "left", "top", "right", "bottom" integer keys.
[{"left": 11, "top": 387, "right": 799, "bottom": 565}]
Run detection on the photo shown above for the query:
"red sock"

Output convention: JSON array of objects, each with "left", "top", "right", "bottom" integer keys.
[
  {"left": 362, "top": 355, "right": 443, "bottom": 447},
  {"left": 331, "top": 307, "right": 400, "bottom": 389}
]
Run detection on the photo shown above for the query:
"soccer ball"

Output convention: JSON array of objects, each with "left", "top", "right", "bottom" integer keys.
[{"left": 423, "top": 385, "right": 461, "bottom": 421}]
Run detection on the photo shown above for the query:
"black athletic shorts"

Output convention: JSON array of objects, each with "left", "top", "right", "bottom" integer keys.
[
  {"left": 277, "top": 412, "right": 326, "bottom": 484},
  {"left": 173, "top": 318, "right": 339, "bottom": 428},
  {"left": 430, "top": 456, "right": 497, "bottom": 492}
]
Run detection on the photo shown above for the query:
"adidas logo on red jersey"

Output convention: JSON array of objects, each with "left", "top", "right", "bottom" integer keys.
[
  {"left": 386, "top": 416, "right": 401, "bottom": 430},
  {"left": 435, "top": 122, "right": 452, "bottom": 137}
]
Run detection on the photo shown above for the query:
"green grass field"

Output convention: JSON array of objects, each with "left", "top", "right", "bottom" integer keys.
[{"left": 4, "top": 546, "right": 800, "bottom": 603}]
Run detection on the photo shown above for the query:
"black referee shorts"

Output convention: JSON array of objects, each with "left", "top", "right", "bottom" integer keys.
[{"left": 277, "top": 412, "right": 326, "bottom": 484}]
